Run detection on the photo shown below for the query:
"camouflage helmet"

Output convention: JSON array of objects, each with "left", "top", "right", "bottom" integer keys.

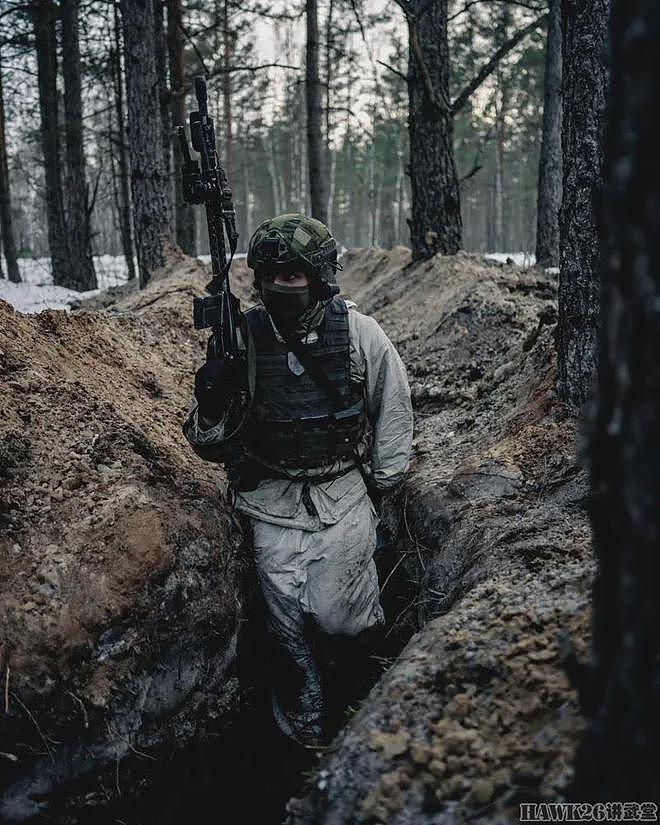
[{"left": 247, "top": 213, "right": 341, "bottom": 299}]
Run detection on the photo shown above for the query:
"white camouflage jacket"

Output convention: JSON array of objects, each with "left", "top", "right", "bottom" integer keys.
[{"left": 183, "top": 303, "right": 413, "bottom": 530}]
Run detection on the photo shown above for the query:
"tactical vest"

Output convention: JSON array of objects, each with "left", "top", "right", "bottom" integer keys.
[{"left": 243, "top": 297, "right": 366, "bottom": 470}]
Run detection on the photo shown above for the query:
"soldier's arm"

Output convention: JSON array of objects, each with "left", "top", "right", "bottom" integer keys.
[
  {"left": 349, "top": 310, "right": 413, "bottom": 491},
  {"left": 182, "top": 403, "right": 233, "bottom": 464},
  {"left": 182, "top": 347, "right": 248, "bottom": 463}
]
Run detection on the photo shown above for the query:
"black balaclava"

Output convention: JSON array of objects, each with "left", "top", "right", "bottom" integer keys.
[
  {"left": 261, "top": 281, "right": 310, "bottom": 330},
  {"left": 260, "top": 279, "right": 326, "bottom": 338}
]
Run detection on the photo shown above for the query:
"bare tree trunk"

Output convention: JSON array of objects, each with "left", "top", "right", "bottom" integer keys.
[
  {"left": 404, "top": 0, "right": 461, "bottom": 259},
  {"left": 168, "top": 0, "right": 195, "bottom": 254},
  {"left": 327, "top": 150, "right": 336, "bottom": 227},
  {"left": 153, "top": 0, "right": 171, "bottom": 204},
  {"left": 576, "top": 0, "right": 660, "bottom": 803},
  {"left": 306, "top": 0, "right": 327, "bottom": 222},
  {"left": 121, "top": 0, "right": 172, "bottom": 287},
  {"left": 111, "top": 0, "right": 137, "bottom": 280},
  {"left": 0, "top": 48, "right": 20, "bottom": 283},
  {"left": 494, "top": 5, "right": 510, "bottom": 253},
  {"left": 558, "top": 0, "right": 611, "bottom": 407},
  {"left": 494, "top": 119, "right": 504, "bottom": 251},
  {"left": 264, "top": 133, "right": 282, "bottom": 215},
  {"left": 61, "top": 0, "right": 97, "bottom": 290},
  {"left": 290, "top": 124, "right": 299, "bottom": 210},
  {"left": 301, "top": 116, "right": 308, "bottom": 215},
  {"left": 394, "top": 135, "right": 404, "bottom": 245},
  {"left": 222, "top": 0, "right": 234, "bottom": 184},
  {"left": 242, "top": 138, "right": 251, "bottom": 243},
  {"left": 32, "top": 0, "right": 72, "bottom": 288},
  {"left": 536, "top": 0, "right": 562, "bottom": 269},
  {"left": 344, "top": 77, "right": 353, "bottom": 246},
  {"left": 324, "top": 0, "right": 334, "bottom": 222}
]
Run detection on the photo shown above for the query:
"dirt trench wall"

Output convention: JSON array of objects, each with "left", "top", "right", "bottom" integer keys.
[
  {"left": 0, "top": 254, "right": 246, "bottom": 821},
  {"left": 0, "top": 248, "right": 595, "bottom": 824},
  {"left": 291, "top": 249, "right": 594, "bottom": 824}
]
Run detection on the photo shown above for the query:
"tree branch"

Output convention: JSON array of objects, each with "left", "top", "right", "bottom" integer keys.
[
  {"left": 459, "top": 163, "right": 483, "bottom": 183},
  {"left": 460, "top": 118, "right": 495, "bottom": 185},
  {"left": 205, "top": 62, "right": 299, "bottom": 78},
  {"left": 448, "top": 0, "right": 546, "bottom": 23},
  {"left": 177, "top": 19, "right": 208, "bottom": 75},
  {"left": 451, "top": 13, "right": 547, "bottom": 116},
  {"left": 392, "top": 0, "right": 417, "bottom": 19},
  {"left": 377, "top": 59, "right": 408, "bottom": 82},
  {"left": 348, "top": 0, "right": 368, "bottom": 44}
]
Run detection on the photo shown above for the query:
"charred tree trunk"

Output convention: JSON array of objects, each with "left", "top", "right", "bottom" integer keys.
[
  {"left": 575, "top": 0, "right": 660, "bottom": 803},
  {"left": 32, "top": 0, "right": 71, "bottom": 287},
  {"left": 167, "top": 0, "right": 195, "bottom": 254},
  {"left": 536, "top": 0, "right": 562, "bottom": 269},
  {"left": 0, "top": 50, "right": 20, "bottom": 283},
  {"left": 121, "top": 0, "right": 172, "bottom": 287},
  {"left": 405, "top": 0, "right": 461, "bottom": 259},
  {"left": 111, "top": 0, "right": 137, "bottom": 281},
  {"left": 558, "top": 0, "right": 610, "bottom": 407},
  {"left": 306, "top": 0, "right": 327, "bottom": 223},
  {"left": 61, "top": 0, "right": 97, "bottom": 290}
]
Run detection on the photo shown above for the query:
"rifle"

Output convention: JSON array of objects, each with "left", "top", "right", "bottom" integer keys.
[
  {"left": 177, "top": 76, "right": 253, "bottom": 444},
  {"left": 177, "top": 76, "right": 241, "bottom": 362}
]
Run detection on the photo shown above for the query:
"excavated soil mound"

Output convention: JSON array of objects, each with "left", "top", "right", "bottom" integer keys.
[
  {"left": 291, "top": 249, "right": 593, "bottom": 824},
  {"left": 0, "top": 252, "right": 254, "bottom": 822}
]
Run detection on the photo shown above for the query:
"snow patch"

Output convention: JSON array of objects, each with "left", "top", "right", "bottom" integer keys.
[
  {"left": 485, "top": 251, "right": 537, "bottom": 267},
  {"left": 0, "top": 255, "right": 136, "bottom": 314}
]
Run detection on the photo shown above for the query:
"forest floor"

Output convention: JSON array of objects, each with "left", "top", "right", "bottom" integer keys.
[{"left": 0, "top": 247, "right": 593, "bottom": 824}]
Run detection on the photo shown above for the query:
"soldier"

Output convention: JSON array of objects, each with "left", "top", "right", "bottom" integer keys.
[{"left": 183, "top": 213, "right": 413, "bottom": 748}]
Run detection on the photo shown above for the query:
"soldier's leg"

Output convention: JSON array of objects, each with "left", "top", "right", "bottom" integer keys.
[
  {"left": 301, "top": 495, "right": 386, "bottom": 737},
  {"left": 302, "top": 493, "right": 384, "bottom": 636},
  {"left": 250, "top": 518, "right": 324, "bottom": 747}
]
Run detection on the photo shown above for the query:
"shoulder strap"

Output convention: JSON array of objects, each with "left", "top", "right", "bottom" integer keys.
[{"left": 281, "top": 331, "right": 347, "bottom": 413}]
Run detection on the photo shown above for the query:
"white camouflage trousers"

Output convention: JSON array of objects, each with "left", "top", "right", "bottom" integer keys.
[{"left": 250, "top": 492, "right": 385, "bottom": 745}]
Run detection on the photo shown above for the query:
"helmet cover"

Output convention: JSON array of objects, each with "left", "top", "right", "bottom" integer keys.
[{"left": 247, "top": 213, "right": 341, "bottom": 298}]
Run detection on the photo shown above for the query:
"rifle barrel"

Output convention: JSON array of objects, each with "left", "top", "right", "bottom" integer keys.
[{"left": 195, "top": 75, "right": 208, "bottom": 119}]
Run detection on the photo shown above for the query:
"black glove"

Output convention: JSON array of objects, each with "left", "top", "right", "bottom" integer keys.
[{"left": 194, "top": 358, "right": 243, "bottom": 423}]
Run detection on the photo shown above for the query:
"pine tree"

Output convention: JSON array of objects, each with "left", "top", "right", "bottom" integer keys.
[
  {"left": 121, "top": 0, "right": 173, "bottom": 286},
  {"left": 61, "top": 0, "right": 97, "bottom": 290},
  {"left": 31, "top": 0, "right": 71, "bottom": 288},
  {"left": 577, "top": 0, "right": 660, "bottom": 802},
  {"left": 558, "top": 0, "right": 611, "bottom": 407},
  {"left": 536, "top": 0, "right": 562, "bottom": 269},
  {"left": 397, "top": 0, "right": 461, "bottom": 258},
  {"left": 0, "top": 45, "right": 20, "bottom": 283},
  {"left": 110, "top": 0, "right": 137, "bottom": 280},
  {"left": 168, "top": 0, "right": 195, "bottom": 254},
  {"left": 306, "top": 0, "right": 327, "bottom": 222}
]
